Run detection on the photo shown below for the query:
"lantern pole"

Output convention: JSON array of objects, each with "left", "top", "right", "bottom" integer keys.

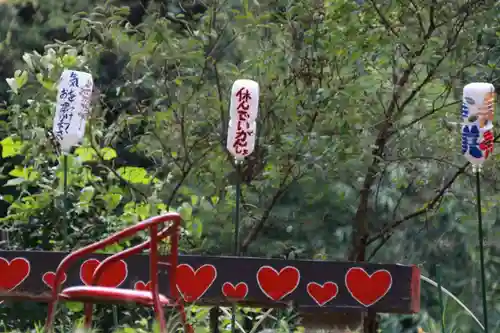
[
  {"left": 233, "top": 160, "right": 242, "bottom": 256},
  {"left": 474, "top": 165, "right": 489, "bottom": 333},
  {"left": 461, "top": 83, "right": 494, "bottom": 333},
  {"left": 231, "top": 160, "right": 242, "bottom": 333},
  {"left": 226, "top": 79, "right": 258, "bottom": 333},
  {"left": 62, "top": 153, "right": 69, "bottom": 248},
  {"left": 63, "top": 154, "right": 68, "bottom": 204}
]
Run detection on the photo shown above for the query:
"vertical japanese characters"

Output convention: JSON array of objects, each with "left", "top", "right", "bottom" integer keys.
[
  {"left": 53, "top": 70, "right": 94, "bottom": 152},
  {"left": 461, "top": 83, "right": 495, "bottom": 167},
  {"left": 227, "top": 80, "right": 260, "bottom": 160}
]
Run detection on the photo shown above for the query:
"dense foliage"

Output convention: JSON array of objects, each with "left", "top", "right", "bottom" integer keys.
[{"left": 1, "top": 0, "right": 500, "bottom": 331}]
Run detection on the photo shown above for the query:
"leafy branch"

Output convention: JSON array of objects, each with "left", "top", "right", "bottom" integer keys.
[
  {"left": 367, "top": 134, "right": 500, "bottom": 258},
  {"left": 366, "top": 161, "right": 468, "bottom": 258},
  {"left": 88, "top": 124, "right": 149, "bottom": 200},
  {"left": 240, "top": 103, "right": 320, "bottom": 253}
]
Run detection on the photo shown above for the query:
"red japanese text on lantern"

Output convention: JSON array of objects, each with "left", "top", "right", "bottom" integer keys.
[
  {"left": 227, "top": 79, "right": 259, "bottom": 160},
  {"left": 232, "top": 87, "right": 253, "bottom": 156}
]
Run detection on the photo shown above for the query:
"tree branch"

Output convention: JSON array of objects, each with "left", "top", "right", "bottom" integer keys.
[
  {"left": 368, "top": 130, "right": 500, "bottom": 251},
  {"left": 367, "top": 0, "right": 409, "bottom": 52},
  {"left": 405, "top": 0, "right": 425, "bottom": 37},
  {"left": 368, "top": 161, "right": 467, "bottom": 243},
  {"left": 393, "top": 100, "right": 459, "bottom": 135},
  {"left": 373, "top": 167, "right": 387, "bottom": 215},
  {"left": 391, "top": 176, "right": 416, "bottom": 221},
  {"left": 213, "top": 61, "right": 226, "bottom": 140},
  {"left": 166, "top": 147, "right": 212, "bottom": 208},
  {"left": 240, "top": 110, "right": 319, "bottom": 253},
  {"left": 240, "top": 177, "right": 294, "bottom": 253},
  {"left": 384, "top": 155, "right": 464, "bottom": 169},
  {"left": 88, "top": 124, "right": 149, "bottom": 200}
]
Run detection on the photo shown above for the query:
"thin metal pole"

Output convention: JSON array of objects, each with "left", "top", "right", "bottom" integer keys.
[
  {"left": 231, "top": 161, "right": 241, "bottom": 333},
  {"left": 62, "top": 153, "right": 68, "bottom": 248},
  {"left": 435, "top": 264, "right": 446, "bottom": 333},
  {"left": 234, "top": 161, "right": 241, "bottom": 256},
  {"left": 475, "top": 168, "right": 489, "bottom": 333}
]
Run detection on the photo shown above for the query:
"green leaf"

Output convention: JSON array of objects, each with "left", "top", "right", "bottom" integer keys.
[
  {"left": 35, "top": 73, "right": 56, "bottom": 91},
  {"left": 156, "top": 203, "right": 167, "bottom": 213},
  {"left": 5, "top": 178, "right": 26, "bottom": 186},
  {"left": 114, "top": 328, "right": 136, "bottom": 333},
  {"left": 9, "top": 167, "right": 25, "bottom": 178},
  {"left": 75, "top": 147, "right": 97, "bottom": 162},
  {"left": 136, "top": 203, "right": 151, "bottom": 220},
  {"left": 62, "top": 54, "right": 77, "bottom": 67},
  {"left": 193, "top": 306, "right": 210, "bottom": 321},
  {"left": 101, "top": 147, "right": 117, "bottom": 160},
  {"left": 8, "top": 166, "right": 39, "bottom": 181},
  {"left": 103, "top": 193, "right": 122, "bottom": 210},
  {"left": 124, "top": 201, "right": 137, "bottom": 214},
  {"left": 0, "top": 195, "right": 14, "bottom": 203},
  {"left": 1, "top": 137, "right": 24, "bottom": 158},
  {"left": 178, "top": 202, "right": 193, "bottom": 221},
  {"left": 22, "top": 53, "right": 34, "bottom": 71},
  {"left": 5, "top": 78, "right": 18, "bottom": 94},
  {"left": 14, "top": 70, "right": 28, "bottom": 90},
  {"left": 79, "top": 186, "right": 95, "bottom": 203},
  {"left": 65, "top": 302, "right": 84, "bottom": 312},
  {"left": 191, "top": 217, "right": 203, "bottom": 239},
  {"left": 116, "top": 166, "right": 152, "bottom": 184},
  {"left": 102, "top": 243, "right": 124, "bottom": 253},
  {"left": 58, "top": 154, "right": 77, "bottom": 169}
]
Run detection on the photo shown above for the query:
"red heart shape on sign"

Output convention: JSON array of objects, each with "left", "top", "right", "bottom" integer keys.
[
  {"left": 176, "top": 264, "right": 217, "bottom": 302},
  {"left": 134, "top": 280, "right": 152, "bottom": 292},
  {"left": 345, "top": 267, "right": 392, "bottom": 307},
  {"left": 42, "top": 272, "right": 67, "bottom": 290},
  {"left": 80, "top": 259, "right": 128, "bottom": 288},
  {"left": 257, "top": 266, "right": 300, "bottom": 301},
  {"left": 0, "top": 257, "right": 30, "bottom": 291},
  {"left": 307, "top": 281, "right": 338, "bottom": 306},
  {"left": 222, "top": 282, "right": 248, "bottom": 300}
]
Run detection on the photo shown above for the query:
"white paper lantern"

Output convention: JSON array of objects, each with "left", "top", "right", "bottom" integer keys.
[
  {"left": 226, "top": 80, "right": 259, "bottom": 160},
  {"left": 53, "top": 70, "right": 94, "bottom": 152},
  {"left": 461, "top": 82, "right": 495, "bottom": 167}
]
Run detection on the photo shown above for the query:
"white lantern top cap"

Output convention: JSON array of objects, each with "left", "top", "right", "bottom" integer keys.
[
  {"left": 463, "top": 82, "right": 495, "bottom": 91},
  {"left": 232, "top": 79, "right": 259, "bottom": 91}
]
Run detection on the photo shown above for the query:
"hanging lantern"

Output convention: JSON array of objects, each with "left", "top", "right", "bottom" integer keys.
[
  {"left": 53, "top": 70, "right": 94, "bottom": 152},
  {"left": 226, "top": 79, "right": 259, "bottom": 160},
  {"left": 461, "top": 82, "right": 495, "bottom": 168}
]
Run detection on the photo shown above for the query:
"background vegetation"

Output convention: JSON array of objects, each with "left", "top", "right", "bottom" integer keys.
[{"left": 1, "top": 0, "right": 500, "bottom": 331}]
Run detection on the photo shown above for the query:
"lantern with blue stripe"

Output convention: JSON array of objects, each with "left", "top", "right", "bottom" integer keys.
[{"left": 461, "top": 83, "right": 495, "bottom": 169}]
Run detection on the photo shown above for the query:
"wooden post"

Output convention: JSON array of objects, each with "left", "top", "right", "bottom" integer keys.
[{"left": 209, "top": 307, "right": 220, "bottom": 333}]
